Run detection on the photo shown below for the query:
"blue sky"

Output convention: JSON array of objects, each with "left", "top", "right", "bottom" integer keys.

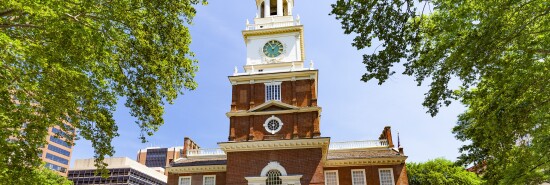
[{"left": 71, "top": 1, "right": 466, "bottom": 166}]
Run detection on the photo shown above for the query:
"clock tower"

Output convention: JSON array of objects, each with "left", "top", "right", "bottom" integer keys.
[
  {"left": 228, "top": 0, "right": 320, "bottom": 142},
  {"left": 166, "top": 1, "right": 409, "bottom": 185}
]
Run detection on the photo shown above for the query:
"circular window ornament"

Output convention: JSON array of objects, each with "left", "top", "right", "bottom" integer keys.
[{"left": 264, "top": 115, "right": 283, "bottom": 134}]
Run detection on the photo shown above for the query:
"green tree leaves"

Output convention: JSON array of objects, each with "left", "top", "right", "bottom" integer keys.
[
  {"left": 1, "top": 0, "right": 205, "bottom": 182},
  {"left": 407, "top": 158, "right": 483, "bottom": 185},
  {"left": 332, "top": 0, "right": 549, "bottom": 184}
]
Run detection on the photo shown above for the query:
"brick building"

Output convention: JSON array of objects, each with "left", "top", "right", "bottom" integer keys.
[
  {"left": 137, "top": 146, "right": 185, "bottom": 175},
  {"left": 166, "top": 1, "right": 409, "bottom": 185}
]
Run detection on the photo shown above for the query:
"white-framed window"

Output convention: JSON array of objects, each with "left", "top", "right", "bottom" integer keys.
[
  {"left": 266, "top": 169, "right": 283, "bottom": 185},
  {"left": 351, "top": 169, "right": 367, "bottom": 185},
  {"left": 263, "top": 115, "right": 284, "bottom": 134},
  {"left": 203, "top": 175, "right": 215, "bottom": 185},
  {"left": 179, "top": 176, "right": 192, "bottom": 185},
  {"left": 378, "top": 168, "right": 395, "bottom": 185},
  {"left": 265, "top": 82, "right": 282, "bottom": 101},
  {"left": 324, "top": 170, "right": 339, "bottom": 185}
]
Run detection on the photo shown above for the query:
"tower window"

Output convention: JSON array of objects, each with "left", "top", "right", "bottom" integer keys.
[
  {"left": 265, "top": 82, "right": 281, "bottom": 101},
  {"left": 266, "top": 170, "right": 282, "bottom": 185}
]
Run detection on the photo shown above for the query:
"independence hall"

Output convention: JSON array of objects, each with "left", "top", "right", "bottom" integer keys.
[{"left": 165, "top": 1, "right": 409, "bottom": 184}]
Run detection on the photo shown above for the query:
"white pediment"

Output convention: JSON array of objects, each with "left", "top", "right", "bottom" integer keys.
[{"left": 248, "top": 100, "right": 298, "bottom": 112}]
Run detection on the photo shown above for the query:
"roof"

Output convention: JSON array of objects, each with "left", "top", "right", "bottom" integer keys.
[
  {"left": 171, "top": 157, "right": 227, "bottom": 167},
  {"left": 327, "top": 148, "right": 404, "bottom": 160},
  {"left": 70, "top": 157, "right": 167, "bottom": 183}
]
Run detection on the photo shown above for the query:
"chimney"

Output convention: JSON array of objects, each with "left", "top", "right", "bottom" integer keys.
[
  {"left": 183, "top": 137, "right": 200, "bottom": 158},
  {"left": 379, "top": 126, "right": 394, "bottom": 148}
]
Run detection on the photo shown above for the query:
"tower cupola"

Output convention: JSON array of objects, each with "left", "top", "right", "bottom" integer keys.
[{"left": 256, "top": 0, "right": 294, "bottom": 18}]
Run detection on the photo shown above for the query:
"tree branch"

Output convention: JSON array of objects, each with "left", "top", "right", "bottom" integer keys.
[
  {"left": 0, "top": 24, "right": 42, "bottom": 29},
  {"left": 0, "top": 9, "right": 16, "bottom": 17}
]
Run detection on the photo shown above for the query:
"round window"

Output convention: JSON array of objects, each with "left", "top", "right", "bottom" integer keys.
[{"left": 264, "top": 116, "right": 283, "bottom": 134}]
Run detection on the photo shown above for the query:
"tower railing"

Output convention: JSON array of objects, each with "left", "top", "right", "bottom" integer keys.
[
  {"left": 246, "top": 19, "right": 301, "bottom": 30},
  {"left": 329, "top": 139, "right": 389, "bottom": 150},
  {"left": 186, "top": 148, "right": 226, "bottom": 157}
]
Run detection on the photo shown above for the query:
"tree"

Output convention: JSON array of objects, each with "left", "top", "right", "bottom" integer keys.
[
  {"left": 0, "top": 0, "right": 206, "bottom": 182},
  {"left": 331, "top": 0, "right": 549, "bottom": 184},
  {"left": 407, "top": 158, "right": 483, "bottom": 185},
  {"left": 0, "top": 164, "right": 73, "bottom": 185}
]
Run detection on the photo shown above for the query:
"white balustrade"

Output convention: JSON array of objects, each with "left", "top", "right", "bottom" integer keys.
[
  {"left": 329, "top": 140, "right": 389, "bottom": 150},
  {"left": 246, "top": 20, "right": 301, "bottom": 30},
  {"left": 186, "top": 148, "right": 225, "bottom": 157}
]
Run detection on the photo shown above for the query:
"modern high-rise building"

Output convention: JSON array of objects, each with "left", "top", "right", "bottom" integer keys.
[
  {"left": 41, "top": 125, "right": 75, "bottom": 176},
  {"left": 164, "top": 1, "right": 409, "bottom": 185},
  {"left": 137, "top": 144, "right": 195, "bottom": 175},
  {"left": 68, "top": 157, "right": 167, "bottom": 185}
]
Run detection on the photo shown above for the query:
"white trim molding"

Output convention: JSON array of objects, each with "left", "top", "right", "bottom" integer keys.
[
  {"left": 324, "top": 170, "right": 339, "bottom": 185},
  {"left": 245, "top": 175, "right": 302, "bottom": 185},
  {"left": 248, "top": 100, "right": 299, "bottom": 112},
  {"left": 229, "top": 70, "right": 317, "bottom": 87},
  {"left": 218, "top": 138, "right": 329, "bottom": 153},
  {"left": 260, "top": 162, "right": 288, "bottom": 176},
  {"left": 168, "top": 165, "right": 227, "bottom": 174},
  {"left": 226, "top": 106, "right": 321, "bottom": 118},
  {"left": 324, "top": 157, "right": 407, "bottom": 167}
]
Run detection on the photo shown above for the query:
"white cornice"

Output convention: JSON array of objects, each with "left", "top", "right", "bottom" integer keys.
[
  {"left": 218, "top": 138, "right": 330, "bottom": 153},
  {"left": 243, "top": 61, "right": 304, "bottom": 71},
  {"left": 229, "top": 70, "right": 317, "bottom": 83},
  {"left": 324, "top": 157, "right": 408, "bottom": 167},
  {"left": 167, "top": 165, "right": 227, "bottom": 174},
  {"left": 226, "top": 106, "right": 321, "bottom": 118}
]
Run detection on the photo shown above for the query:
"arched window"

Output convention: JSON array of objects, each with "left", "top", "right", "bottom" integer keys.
[
  {"left": 266, "top": 170, "right": 283, "bottom": 185},
  {"left": 260, "top": 2, "right": 265, "bottom": 18}
]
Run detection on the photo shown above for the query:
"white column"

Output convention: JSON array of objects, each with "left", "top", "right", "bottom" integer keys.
[
  {"left": 288, "top": 1, "right": 293, "bottom": 15},
  {"left": 257, "top": 4, "right": 261, "bottom": 18},
  {"left": 264, "top": 0, "right": 270, "bottom": 18},
  {"left": 277, "top": 0, "right": 283, "bottom": 16}
]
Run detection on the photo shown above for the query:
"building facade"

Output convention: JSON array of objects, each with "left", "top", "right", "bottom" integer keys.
[
  {"left": 42, "top": 125, "right": 75, "bottom": 176},
  {"left": 137, "top": 146, "right": 186, "bottom": 174},
  {"left": 166, "top": 1, "right": 409, "bottom": 185},
  {"left": 68, "top": 157, "right": 167, "bottom": 185}
]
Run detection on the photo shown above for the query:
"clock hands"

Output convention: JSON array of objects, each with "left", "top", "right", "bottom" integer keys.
[{"left": 263, "top": 41, "right": 282, "bottom": 58}]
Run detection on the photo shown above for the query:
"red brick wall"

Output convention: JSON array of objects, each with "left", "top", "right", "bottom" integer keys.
[
  {"left": 230, "top": 112, "right": 319, "bottom": 142},
  {"left": 231, "top": 79, "right": 315, "bottom": 111},
  {"left": 324, "top": 164, "right": 408, "bottom": 185},
  {"left": 167, "top": 172, "right": 227, "bottom": 185},
  {"left": 226, "top": 148, "right": 325, "bottom": 185}
]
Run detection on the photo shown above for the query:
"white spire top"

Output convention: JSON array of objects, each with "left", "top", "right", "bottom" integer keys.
[{"left": 309, "top": 60, "right": 314, "bottom": 70}]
